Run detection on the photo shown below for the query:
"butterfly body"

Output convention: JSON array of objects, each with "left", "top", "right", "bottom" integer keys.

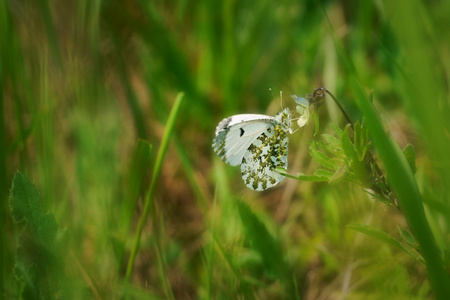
[{"left": 213, "top": 108, "right": 292, "bottom": 191}]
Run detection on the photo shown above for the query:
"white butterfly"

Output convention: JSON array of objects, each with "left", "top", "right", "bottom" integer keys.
[{"left": 212, "top": 108, "right": 292, "bottom": 191}]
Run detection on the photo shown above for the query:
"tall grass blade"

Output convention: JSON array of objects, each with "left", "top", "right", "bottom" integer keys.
[
  {"left": 125, "top": 92, "right": 184, "bottom": 296},
  {"left": 322, "top": 4, "right": 450, "bottom": 298},
  {"left": 354, "top": 87, "right": 450, "bottom": 298},
  {"left": 113, "top": 139, "right": 152, "bottom": 266}
]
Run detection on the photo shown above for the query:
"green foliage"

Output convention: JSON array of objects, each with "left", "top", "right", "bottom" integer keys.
[
  {"left": 281, "top": 120, "right": 394, "bottom": 203},
  {"left": 351, "top": 81, "right": 450, "bottom": 298},
  {"left": 9, "top": 172, "right": 66, "bottom": 299},
  {"left": 2, "top": 0, "right": 450, "bottom": 299},
  {"left": 237, "top": 201, "right": 288, "bottom": 282}
]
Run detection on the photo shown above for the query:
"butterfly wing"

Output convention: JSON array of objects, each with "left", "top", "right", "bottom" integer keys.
[
  {"left": 240, "top": 124, "right": 289, "bottom": 191},
  {"left": 213, "top": 114, "right": 274, "bottom": 166}
]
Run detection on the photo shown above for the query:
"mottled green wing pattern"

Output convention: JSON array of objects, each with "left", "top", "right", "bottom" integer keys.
[{"left": 240, "top": 124, "right": 288, "bottom": 191}]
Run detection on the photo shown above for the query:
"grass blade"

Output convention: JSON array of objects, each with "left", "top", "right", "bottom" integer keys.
[
  {"left": 125, "top": 92, "right": 184, "bottom": 296},
  {"left": 354, "top": 84, "right": 450, "bottom": 298},
  {"left": 322, "top": 5, "right": 450, "bottom": 297},
  {"left": 347, "top": 224, "right": 423, "bottom": 262}
]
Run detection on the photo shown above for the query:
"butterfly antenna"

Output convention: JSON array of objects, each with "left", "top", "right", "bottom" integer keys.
[{"left": 269, "top": 88, "right": 275, "bottom": 99}]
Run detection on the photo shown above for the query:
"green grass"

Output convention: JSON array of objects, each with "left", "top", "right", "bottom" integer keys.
[{"left": 2, "top": 0, "right": 450, "bottom": 299}]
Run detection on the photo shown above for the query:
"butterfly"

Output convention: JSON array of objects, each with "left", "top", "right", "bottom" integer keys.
[{"left": 212, "top": 108, "right": 292, "bottom": 191}]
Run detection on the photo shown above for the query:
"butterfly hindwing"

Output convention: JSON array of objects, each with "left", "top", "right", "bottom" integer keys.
[{"left": 241, "top": 124, "right": 288, "bottom": 191}]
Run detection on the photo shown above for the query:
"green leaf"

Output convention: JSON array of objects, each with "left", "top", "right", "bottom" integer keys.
[
  {"left": 321, "top": 134, "right": 341, "bottom": 149},
  {"left": 10, "top": 172, "right": 58, "bottom": 247},
  {"left": 329, "top": 123, "right": 343, "bottom": 139},
  {"left": 298, "top": 169, "right": 333, "bottom": 182},
  {"left": 9, "top": 171, "right": 66, "bottom": 299},
  {"left": 309, "top": 142, "right": 339, "bottom": 170},
  {"left": 354, "top": 121, "right": 368, "bottom": 161},
  {"left": 347, "top": 224, "right": 423, "bottom": 263},
  {"left": 342, "top": 125, "right": 369, "bottom": 185},
  {"left": 237, "top": 201, "right": 287, "bottom": 281},
  {"left": 398, "top": 226, "right": 418, "bottom": 248},
  {"left": 319, "top": 135, "right": 345, "bottom": 159},
  {"left": 341, "top": 125, "right": 358, "bottom": 164},
  {"left": 275, "top": 168, "right": 332, "bottom": 182},
  {"left": 328, "top": 166, "right": 347, "bottom": 184}
]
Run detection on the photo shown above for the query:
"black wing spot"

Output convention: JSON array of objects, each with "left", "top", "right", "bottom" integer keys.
[{"left": 240, "top": 127, "right": 245, "bottom": 137}]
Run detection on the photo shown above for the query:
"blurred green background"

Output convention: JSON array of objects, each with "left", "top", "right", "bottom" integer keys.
[{"left": 2, "top": 0, "right": 450, "bottom": 299}]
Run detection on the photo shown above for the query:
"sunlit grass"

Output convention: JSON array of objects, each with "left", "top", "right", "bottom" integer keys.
[{"left": 2, "top": 0, "right": 450, "bottom": 299}]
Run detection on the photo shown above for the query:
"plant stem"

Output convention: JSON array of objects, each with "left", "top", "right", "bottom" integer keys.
[{"left": 319, "top": 87, "right": 354, "bottom": 129}]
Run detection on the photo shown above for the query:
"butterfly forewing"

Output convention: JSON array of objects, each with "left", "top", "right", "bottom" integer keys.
[{"left": 212, "top": 115, "right": 274, "bottom": 166}]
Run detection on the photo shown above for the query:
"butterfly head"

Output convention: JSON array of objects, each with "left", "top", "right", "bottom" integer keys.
[{"left": 275, "top": 108, "right": 292, "bottom": 134}]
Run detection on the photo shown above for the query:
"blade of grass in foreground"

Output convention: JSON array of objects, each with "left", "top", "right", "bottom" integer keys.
[
  {"left": 116, "top": 139, "right": 152, "bottom": 266},
  {"left": 353, "top": 83, "right": 450, "bottom": 299},
  {"left": 125, "top": 92, "right": 184, "bottom": 295}
]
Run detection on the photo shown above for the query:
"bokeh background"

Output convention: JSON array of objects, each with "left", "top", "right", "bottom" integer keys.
[{"left": 2, "top": 0, "right": 450, "bottom": 299}]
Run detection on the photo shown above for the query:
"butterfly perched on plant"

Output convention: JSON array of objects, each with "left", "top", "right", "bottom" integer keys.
[{"left": 212, "top": 108, "right": 292, "bottom": 191}]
